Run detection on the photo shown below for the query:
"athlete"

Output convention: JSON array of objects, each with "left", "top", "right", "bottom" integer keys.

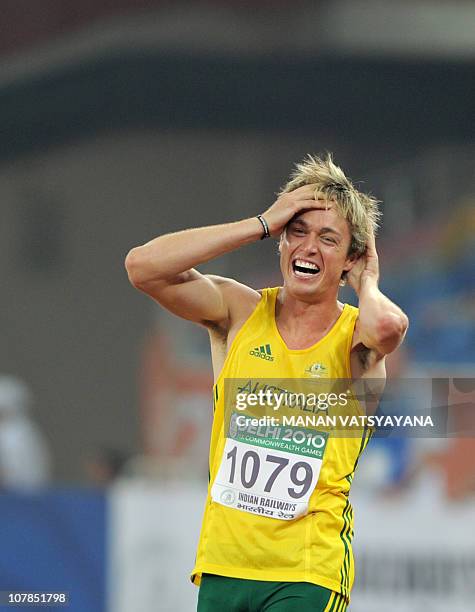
[{"left": 125, "top": 155, "right": 408, "bottom": 611}]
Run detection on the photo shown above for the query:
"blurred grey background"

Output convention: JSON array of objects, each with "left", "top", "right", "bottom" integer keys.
[
  {"left": 0, "top": 0, "right": 473, "bottom": 482},
  {"left": 0, "top": 3, "right": 474, "bottom": 610}
]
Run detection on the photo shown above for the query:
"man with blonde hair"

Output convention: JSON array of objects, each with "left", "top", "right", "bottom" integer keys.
[{"left": 126, "top": 154, "right": 408, "bottom": 611}]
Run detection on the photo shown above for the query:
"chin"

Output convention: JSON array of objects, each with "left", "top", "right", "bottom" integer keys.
[{"left": 285, "top": 277, "right": 324, "bottom": 301}]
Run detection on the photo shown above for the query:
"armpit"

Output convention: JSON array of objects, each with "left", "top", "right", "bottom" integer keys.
[{"left": 353, "top": 343, "right": 372, "bottom": 371}]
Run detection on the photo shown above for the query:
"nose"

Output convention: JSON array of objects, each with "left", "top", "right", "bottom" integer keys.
[{"left": 300, "top": 232, "right": 319, "bottom": 256}]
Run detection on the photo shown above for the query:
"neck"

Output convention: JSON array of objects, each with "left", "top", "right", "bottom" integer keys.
[{"left": 276, "top": 287, "right": 342, "bottom": 335}]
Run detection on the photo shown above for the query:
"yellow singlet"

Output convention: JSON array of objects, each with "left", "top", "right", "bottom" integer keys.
[{"left": 191, "top": 287, "right": 371, "bottom": 600}]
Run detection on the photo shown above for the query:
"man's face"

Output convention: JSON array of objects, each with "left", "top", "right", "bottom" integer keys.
[{"left": 279, "top": 206, "right": 356, "bottom": 302}]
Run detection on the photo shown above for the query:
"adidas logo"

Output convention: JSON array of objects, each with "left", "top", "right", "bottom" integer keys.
[{"left": 249, "top": 344, "right": 274, "bottom": 361}]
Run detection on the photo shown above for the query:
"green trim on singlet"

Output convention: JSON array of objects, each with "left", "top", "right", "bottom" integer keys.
[
  {"left": 338, "top": 426, "right": 372, "bottom": 596},
  {"left": 338, "top": 499, "right": 351, "bottom": 596}
]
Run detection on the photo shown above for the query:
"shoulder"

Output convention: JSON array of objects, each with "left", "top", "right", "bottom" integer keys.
[
  {"left": 206, "top": 276, "right": 261, "bottom": 309},
  {"left": 204, "top": 275, "right": 262, "bottom": 331},
  {"left": 341, "top": 301, "right": 359, "bottom": 318}
]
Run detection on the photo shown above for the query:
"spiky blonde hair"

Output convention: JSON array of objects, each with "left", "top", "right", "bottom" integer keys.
[{"left": 279, "top": 154, "right": 381, "bottom": 256}]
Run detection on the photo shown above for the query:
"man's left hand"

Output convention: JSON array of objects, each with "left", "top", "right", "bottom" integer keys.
[{"left": 346, "top": 227, "right": 380, "bottom": 294}]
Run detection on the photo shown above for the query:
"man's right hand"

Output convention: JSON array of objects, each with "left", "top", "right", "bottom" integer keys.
[
  {"left": 125, "top": 184, "right": 326, "bottom": 331},
  {"left": 260, "top": 184, "right": 330, "bottom": 236}
]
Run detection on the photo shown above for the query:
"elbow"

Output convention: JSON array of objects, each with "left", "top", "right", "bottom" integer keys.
[
  {"left": 125, "top": 247, "right": 148, "bottom": 289},
  {"left": 374, "top": 312, "right": 409, "bottom": 353},
  {"left": 125, "top": 246, "right": 169, "bottom": 291}
]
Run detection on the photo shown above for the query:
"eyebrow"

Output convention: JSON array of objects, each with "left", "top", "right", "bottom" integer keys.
[
  {"left": 289, "top": 218, "right": 308, "bottom": 227},
  {"left": 319, "top": 227, "right": 342, "bottom": 238},
  {"left": 289, "top": 219, "right": 342, "bottom": 238}
]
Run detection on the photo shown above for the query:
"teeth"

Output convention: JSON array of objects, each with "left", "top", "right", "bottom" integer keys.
[{"left": 295, "top": 259, "right": 319, "bottom": 271}]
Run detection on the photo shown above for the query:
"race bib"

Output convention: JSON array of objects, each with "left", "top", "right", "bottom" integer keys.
[{"left": 211, "top": 412, "right": 329, "bottom": 520}]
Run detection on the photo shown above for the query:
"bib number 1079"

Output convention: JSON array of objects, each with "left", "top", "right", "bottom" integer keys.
[{"left": 225, "top": 445, "right": 313, "bottom": 499}]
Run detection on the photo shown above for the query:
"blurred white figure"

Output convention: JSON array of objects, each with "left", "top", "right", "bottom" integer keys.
[{"left": 0, "top": 375, "right": 52, "bottom": 489}]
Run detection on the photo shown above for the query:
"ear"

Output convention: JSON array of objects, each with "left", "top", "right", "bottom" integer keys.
[{"left": 342, "top": 251, "right": 360, "bottom": 273}]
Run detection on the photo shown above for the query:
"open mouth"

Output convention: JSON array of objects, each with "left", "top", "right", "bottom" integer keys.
[{"left": 292, "top": 258, "right": 321, "bottom": 277}]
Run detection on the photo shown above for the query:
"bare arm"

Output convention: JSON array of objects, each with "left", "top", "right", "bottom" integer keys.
[
  {"left": 125, "top": 185, "right": 323, "bottom": 328},
  {"left": 125, "top": 218, "right": 263, "bottom": 327},
  {"left": 348, "top": 229, "right": 408, "bottom": 359},
  {"left": 356, "top": 279, "right": 408, "bottom": 356},
  {"left": 347, "top": 231, "right": 408, "bottom": 415}
]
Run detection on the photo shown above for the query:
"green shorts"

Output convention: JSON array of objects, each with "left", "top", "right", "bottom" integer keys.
[{"left": 197, "top": 574, "right": 348, "bottom": 612}]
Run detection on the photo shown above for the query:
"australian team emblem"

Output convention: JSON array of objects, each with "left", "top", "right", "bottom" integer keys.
[{"left": 305, "top": 362, "right": 327, "bottom": 377}]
